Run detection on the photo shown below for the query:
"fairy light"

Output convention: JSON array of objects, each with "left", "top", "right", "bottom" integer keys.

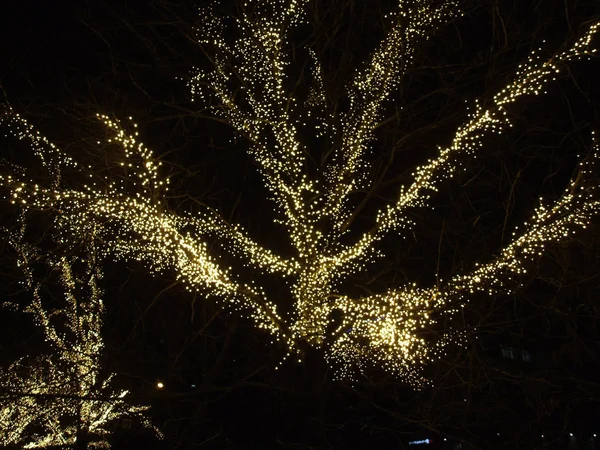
[
  {"left": 0, "top": 1, "right": 599, "bottom": 386},
  {"left": 0, "top": 237, "right": 161, "bottom": 448}
]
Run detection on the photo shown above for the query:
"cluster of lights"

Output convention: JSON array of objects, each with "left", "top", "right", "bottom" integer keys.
[
  {"left": 0, "top": 1, "right": 599, "bottom": 385},
  {"left": 325, "top": 0, "right": 460, "bottom": 224},
  {"left": 0, "top": 236, "right": 161, "bottom": 448}
]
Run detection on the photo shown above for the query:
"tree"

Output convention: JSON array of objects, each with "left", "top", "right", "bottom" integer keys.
[
  {"left": 0, "top": 230, "right": 161, "bottom": 448},
  {"left": 0, "top": 0, "right": 599, "bottom": 392}
]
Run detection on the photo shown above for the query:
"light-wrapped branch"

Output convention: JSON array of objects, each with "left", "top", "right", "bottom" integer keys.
[
  {"left": 325, "top": 0, "right": 459, "bottom": 226},
  {"left": 190, "top": 0, "right": 312, "bottom": 245},
  {"left": 447, "top": 137, "right": 600, "bottom": 299},
  {"left": 332, "top": 21, "right": 600, "bottom": 273},
  {"left": 0, "top": 103, "right": 78, "bottom": 187},
  {"left": 0, "top": 112, "right": 290, "bottom": 341}
]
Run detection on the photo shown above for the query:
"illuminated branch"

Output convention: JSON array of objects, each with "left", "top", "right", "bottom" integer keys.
[
  {"left": 175, "top": 214, "right": 300, "bottom": 275},
  {"left": 0, "top": 111, "right": 290, "bottom": 342},
  {"left": 0, "top": 236, "right": 161, "bottom": 448},
  {"left": 0, "top": 105, "right": 78, "bottom": 188},
  {"left": 190, "top": 0, "right": 315, "bottom": 258},
  {"left": 333, "top": 22, "right": 600, "bottom": 272},
  {"left": 447, "top": 138, "right": 600, "bottom": 299},
  {"left": 326, "top": 0, "right": 459, "bottom": 227}
]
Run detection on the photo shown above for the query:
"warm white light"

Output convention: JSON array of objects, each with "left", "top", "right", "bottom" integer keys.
[{"left": 156, "top": 382, "right": 164, "bottom": 389}]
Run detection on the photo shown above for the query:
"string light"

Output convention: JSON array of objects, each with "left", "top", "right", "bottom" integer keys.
[
  {"left": 0, "top": 235, "right": 161, "bottom": 448},
  {"left": 0, "top": 1, "right": 599, "bottom": 386}
]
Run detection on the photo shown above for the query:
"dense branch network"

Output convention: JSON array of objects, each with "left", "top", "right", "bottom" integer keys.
[
  {"left": 0, "top": 233, "right": 160, "bottom": 448},
  {"left": 0, "top": 0, "right": 599, "bottom": 385}
]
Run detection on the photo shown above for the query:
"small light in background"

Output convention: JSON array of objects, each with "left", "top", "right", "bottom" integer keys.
[
  {"left": 569, "top": 433, "right": 573, "bottom": 437},
  {"left": 594, "top": 434, "right": 597, "bottom": 438},
  {"left": 156, "top": 381, "right": 164, "bottom": 389}
]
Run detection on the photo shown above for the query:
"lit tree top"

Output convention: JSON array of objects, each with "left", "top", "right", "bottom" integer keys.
[
  {"left": 0, "top": 235, "right": 161, "bottom": 448},
  {"left": 0, "top": 0, "right": 599, "bottom": 385}
]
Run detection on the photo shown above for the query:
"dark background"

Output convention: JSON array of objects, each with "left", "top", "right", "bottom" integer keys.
[{"left": 1, "top": 0, "right": 600, "bottom": 448}]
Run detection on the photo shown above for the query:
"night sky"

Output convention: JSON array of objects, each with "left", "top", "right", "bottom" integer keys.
[{"left": 1, "top": 0, "right": 600, "bottom": 449}]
